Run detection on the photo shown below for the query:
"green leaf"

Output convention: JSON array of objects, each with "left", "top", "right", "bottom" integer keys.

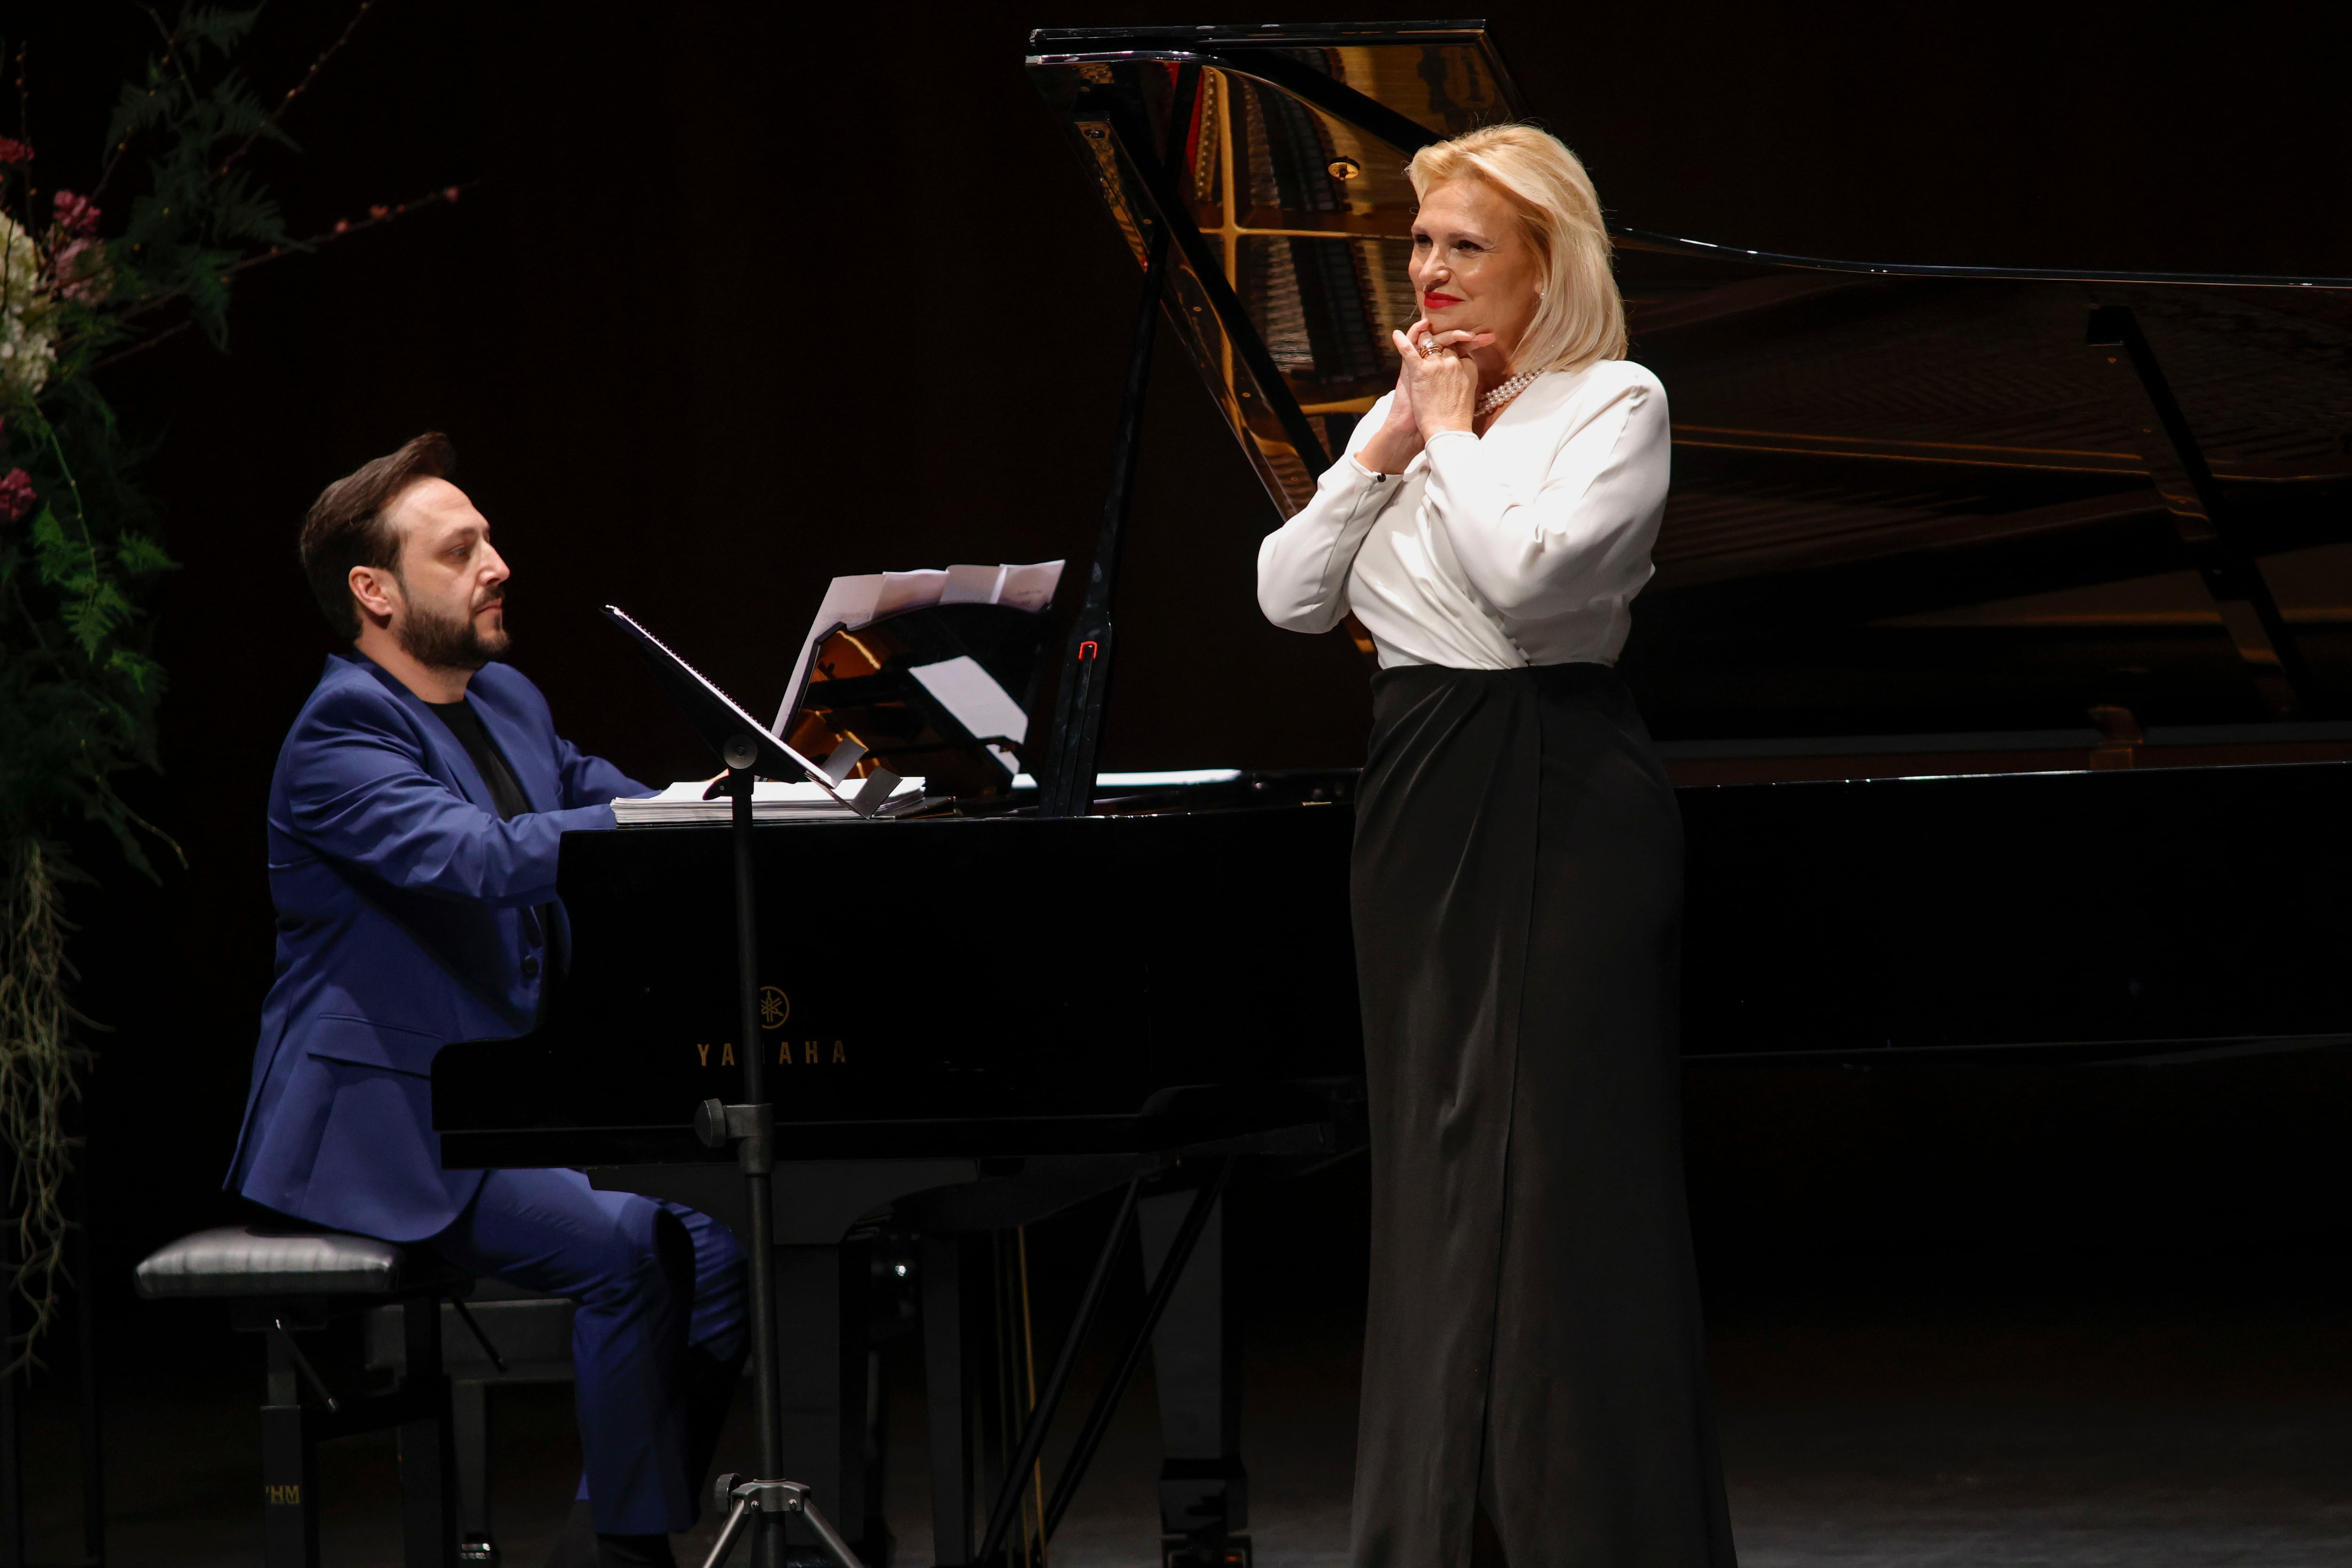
[
  {"left": 105, "top": 649, "right": 164, "bottom": 695},
  {"left": 115, "top": 534, "right": 175, "bottom": 577},
  {"left": 104, "top": 79, "right": 174, "bottom": 153},
  {"left": 26, "top": 508, "right": 82, "bottom": 588},
  {"left": 172, "top": 5, "right": 267, "bottom": 60},
  {"left": 64, "top": 581, "right": 134, "bottom": 659}
]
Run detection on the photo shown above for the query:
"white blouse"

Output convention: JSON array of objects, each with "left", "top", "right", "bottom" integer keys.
[{"left": 1255, "top": 358, "right": 1670, "bottom": 669}]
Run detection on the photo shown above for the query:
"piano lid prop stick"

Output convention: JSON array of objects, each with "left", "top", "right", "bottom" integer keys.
[
  {"left": 1037, "top": 64, "right": 1200, "bottom": 820},
  {"left": 1041, "top": 1158, "right": 1234, "bottom": 1543},
  {"left": 975, "top": 1177, "right": 1144, "bottom": 1564}
]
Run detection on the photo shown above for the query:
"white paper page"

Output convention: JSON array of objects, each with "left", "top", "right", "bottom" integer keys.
[
  {"left": 773, "top": 560, "right": 1065, "bottom": 733},
  {"left": 875, "top": 569, "right": 949, "bottom": 617},
  {"left": 997, "top": 560, "right": 1064, "bottom": 612},
  {"left": 776, "top": 574, "right": 884, "bottom": 733},
  {"left": 909, "top": 656, "right": 1031, "bottom": 745},
  {"left": 940, "top": 563, "right": 1001, "bottom": 604},
  {"left": 631, "top": 777, "right": 923, "bottom": 807}
]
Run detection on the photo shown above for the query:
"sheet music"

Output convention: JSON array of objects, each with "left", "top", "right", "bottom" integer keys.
[
  {"left": 612, "top": 776, "right": 926, "bottom": 826},
  {"left": 775, "top": 560, "right": 1065, "bottom": 732},
  {"left": 908, "top": 656, "right": 1031, "bottom": 776}
]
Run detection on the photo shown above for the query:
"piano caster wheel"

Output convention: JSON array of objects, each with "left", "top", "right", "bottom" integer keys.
[
  {"left": 457, "top": 1533, "right": 501, "bottom": 1566},
  {"left": 1163, "top": 1534, "right": 1250, "bottom": 1568}
]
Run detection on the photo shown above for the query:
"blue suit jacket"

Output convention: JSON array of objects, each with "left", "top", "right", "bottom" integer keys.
[{"left": 227, "top": 653, "right": 650, "bottom": 1241}]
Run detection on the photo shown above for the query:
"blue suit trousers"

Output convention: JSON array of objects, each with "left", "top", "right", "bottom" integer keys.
[{"left": 430, "top": 1170, "right": 747, "bottom": 1535}]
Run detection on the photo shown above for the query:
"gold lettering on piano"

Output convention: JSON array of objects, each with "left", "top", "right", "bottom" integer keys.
[
  {"left": 266, "top": 1483, "right": 301, "bottom": 1506},
  {"left": 691, "top": 1038, "right": 852, "bottom": 1068},
  {"left": 760, "top": 986, "right": 791, "bottom": 1030}
]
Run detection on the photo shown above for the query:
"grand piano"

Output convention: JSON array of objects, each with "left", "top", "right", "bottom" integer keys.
[{"left": 434, "top": 17, "right": 2352, "bottom": 1568}]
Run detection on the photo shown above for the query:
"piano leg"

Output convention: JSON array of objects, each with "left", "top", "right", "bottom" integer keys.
[
  {"left": 773, "top": 1240, "right": 884, "bottom": 1567},
  {"left": 920, "top": 1235, "right": 975, "bottom": 1566},
  {"left": 1139, "top": 1189, "right": 1249, "bottom": 1568},
  {"left": 862, "top": 1338, "right": 890, "bottom": 1564}
]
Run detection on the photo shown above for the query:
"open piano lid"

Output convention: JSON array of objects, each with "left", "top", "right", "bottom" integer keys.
[
  {"left": 1028, "top": 22, "right": 2352, "bottom": 775},
  {"left": 1028, "top": 21, "right": 1522, "bottom": 510}
]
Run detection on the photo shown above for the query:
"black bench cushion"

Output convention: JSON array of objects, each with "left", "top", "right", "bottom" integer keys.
[{"left": 135, "top": 1225, "right": 463, "bottom": 1299}]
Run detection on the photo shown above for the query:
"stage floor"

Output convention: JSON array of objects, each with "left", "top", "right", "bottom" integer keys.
[{"left": 17, "top": 1255, "right": 2352, "bottom": 1567}]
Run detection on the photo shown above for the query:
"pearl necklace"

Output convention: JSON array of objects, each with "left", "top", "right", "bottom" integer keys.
[{"left": 1477, "top": 370, "right": 1542, "bottom": 416}]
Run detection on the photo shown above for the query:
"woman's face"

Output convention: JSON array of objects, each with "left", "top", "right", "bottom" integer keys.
[{"left": 1408, "top": 177, "right": 1542, "bottom": 356}]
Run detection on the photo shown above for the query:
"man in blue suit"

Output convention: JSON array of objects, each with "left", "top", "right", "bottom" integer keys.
[{"left": 228, "top": 433, "right": 742, "bottom": 1568}]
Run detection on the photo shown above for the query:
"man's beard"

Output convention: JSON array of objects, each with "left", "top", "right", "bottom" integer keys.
[{"left": 395, "top": 589, "right": 509, "bottom": 672}]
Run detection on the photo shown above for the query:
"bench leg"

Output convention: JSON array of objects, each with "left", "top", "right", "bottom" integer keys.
[
  {"left": 397, "top": 1297, "right": 457, "bottom": 1568},
  {"left": 263, "top": 1334, "right": 321, "bottom": 1568}
]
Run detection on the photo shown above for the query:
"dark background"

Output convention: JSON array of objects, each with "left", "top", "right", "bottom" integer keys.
[{"left": 12, "top": 0, "right": 2352, "bottom": 1366}]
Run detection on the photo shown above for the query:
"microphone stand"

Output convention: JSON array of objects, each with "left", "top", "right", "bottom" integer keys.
[
  {"left": 689, "top": 753, "right": 873, "bottom": 1568},
  {"left": 725, "top": 757, "right": 784, "bottom": 1568},
  {"left": 600, "top": 607, "right": 899, "bottom": 1568}
]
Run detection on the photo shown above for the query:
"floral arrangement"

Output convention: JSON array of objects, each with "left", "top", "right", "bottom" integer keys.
[{"left": 0, "top": 3, "right": 460, "bottom": 1366}]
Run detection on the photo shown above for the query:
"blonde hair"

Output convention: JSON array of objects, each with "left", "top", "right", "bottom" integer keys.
[{"left": 1406, "top": 124, "right": 1625, "bottom": 374}]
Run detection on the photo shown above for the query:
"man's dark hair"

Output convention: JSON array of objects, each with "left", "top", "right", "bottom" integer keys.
[{"left": 300, "top": 433, "right": 456, "bottom": 640}]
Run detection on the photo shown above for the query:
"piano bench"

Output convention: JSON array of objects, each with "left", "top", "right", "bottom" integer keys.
[
  {"left": 365, "top": 1280, "right": 580, "bottom": 1566},
  {"left": 134, "top": 1225, "right": 469, "bottom": 1568}
]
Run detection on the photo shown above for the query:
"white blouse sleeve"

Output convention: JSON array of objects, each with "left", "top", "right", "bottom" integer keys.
[
  {"left": 1418, "top": 370, "right": 1669, "bottom": 618},
  {"left": 1255, "top": 401, "right": 1405, "bottom": 634}
]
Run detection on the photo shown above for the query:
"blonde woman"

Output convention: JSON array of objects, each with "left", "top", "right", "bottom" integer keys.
[{"left": 1258, "top": 125, "right": 1736, "bottom": 1567}]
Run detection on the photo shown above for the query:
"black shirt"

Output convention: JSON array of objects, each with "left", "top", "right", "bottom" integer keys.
[
  {"left": 428, "top": 697, "right": 552, "bottom": 977},
  {"left": 426, "top": 698, "right": 531, "bottom": 822}
]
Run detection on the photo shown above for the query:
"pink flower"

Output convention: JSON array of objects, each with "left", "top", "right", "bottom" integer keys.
[
  {"left": 332, "top": 219, "right": 350, "bottom": 234},
  {"left": 443, "top": 186, "right": 461, "bottom": 203},
  {"left": 368, "top": 203, "right": 389, "bottom": 220},
  {"left": 52, "top": 236, "right": 107, "bottom": 304},
  {"left": 0, "top": 137, "right": 32, "bottom": 166},
  {"left": 51, "top": 190, "right": 99, "bottom": 238},
  {"left": 0, "top": 469, "right": 35, "bottom": 525}
]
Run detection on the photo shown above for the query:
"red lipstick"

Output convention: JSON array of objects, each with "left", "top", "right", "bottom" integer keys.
[{"left": 1423, "top": 291, "right": 1463, "bottom": 308}]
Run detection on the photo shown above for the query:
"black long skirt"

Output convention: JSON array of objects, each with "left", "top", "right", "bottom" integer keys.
[{"left": 1348, "top": 663, "right": 1736, "bottom": 1568}]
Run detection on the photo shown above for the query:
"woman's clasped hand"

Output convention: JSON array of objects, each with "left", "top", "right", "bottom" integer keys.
[{"left": 1356, "top": 318, "right": 1496, "bottom": 475}]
